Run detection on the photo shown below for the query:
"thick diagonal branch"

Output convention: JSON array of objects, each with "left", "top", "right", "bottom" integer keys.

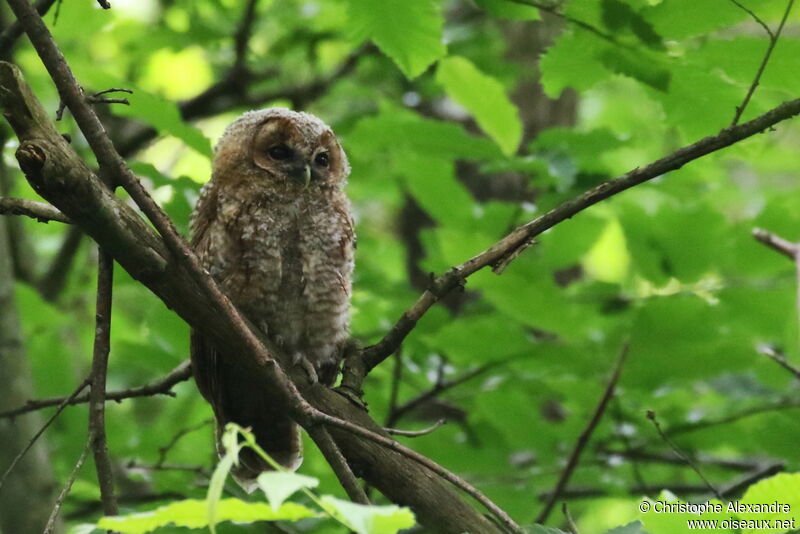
[{"left": 0, "top": 53, "right": 510, "bottom": 534}]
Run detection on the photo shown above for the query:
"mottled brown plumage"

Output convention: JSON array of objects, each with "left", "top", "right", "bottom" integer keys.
[{"left": 190, "top": 108, "right": 355, "bottom": 490}]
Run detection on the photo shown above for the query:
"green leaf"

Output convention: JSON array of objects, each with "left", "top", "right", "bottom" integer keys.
[
  {"left": 348, "top": 104, "right": 501, "bottom": 161},
  {"left": 257, "top": 471, "right": 319, "bottom": 511},
  {"left": 642, "top": 0, "right": 759, "bottom": 40},
  {"left": 436, "top": 56, "right": 522, "bottom": 156},
  {"left": 473, "top": 0, "right": 541, "bottom": 20},
  {"left": 96, "top": 499, "right": 317, "bottom": 534},
  {"left": 599, "top": 49, "right": 671, "bottom": 92},
  {"left": 539, "top": 30, "right": 612, "bottom": 97},
  {"left": 346, "top": 0, "right": 446, "bottom": 79},
  {"left": 207, "top": 424, "right": 242, "bottom": 533},
  {"left": 739, "top": 473, "right": 800, "bottom": 529},
  {"left": 528, "top": 525, "right": 570, "bottom": 534},
  {"left": 399, "top": 154, "right": 474, "bottom": 226},
  {"left": 320, "top": 496, "right": 416, "bottom": 534}
]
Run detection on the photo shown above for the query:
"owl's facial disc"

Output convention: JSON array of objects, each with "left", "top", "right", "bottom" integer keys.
[{"left": 252, "top": 117, "right": 344, "bottom": 188}]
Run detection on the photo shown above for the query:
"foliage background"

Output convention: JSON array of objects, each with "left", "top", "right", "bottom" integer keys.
[{"left": 2, "top": 0, "right": 800, "bottom": 532}]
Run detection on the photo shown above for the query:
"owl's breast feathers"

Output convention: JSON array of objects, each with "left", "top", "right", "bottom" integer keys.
[{"left": 191, "top": 180, "right": 355, "bottom": 369}]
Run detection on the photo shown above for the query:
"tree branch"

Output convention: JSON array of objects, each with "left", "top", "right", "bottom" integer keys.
[
  {"left": 0, "top": 377, "right": 90, "bottom": 492},
  {"left": 757, "top": 344, "right": 800, "bottom": 381},
  {"left": 753, "top": 227, "right": 799, "bottom": 260},
  {"left": 343, "top": 96, "right": 800, "bottom": 392},
  {"left": 535, "top": 344, "right": 628, "bottom": 524},
  {"left": 0, "top": 196, "right": 69, "bottom": 222},
  {"left": 43, "top": 437, "right": 90, "bottom": 534},
  {"left": 0, "top": 360, "right": 192, "bottom": 419},
  {"left": 730, "top": 0, "right": 794, "bottom": 126},
  {"left": 307, "top": 425, "right": 370, "bottom": 504},
  {"left": 88, "top": 249, "right": 118, "bottom": 515},
  {"left": 0, "top": 0, "right": 57, "bottom": 58},
  {"left": 646, "top": 410, "right": 723, "bottom": 501},
  {"left": 0, "top": 23, "right": 513, "bottom": 534}
]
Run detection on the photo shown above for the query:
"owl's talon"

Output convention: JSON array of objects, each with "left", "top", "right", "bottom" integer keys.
[{"left": 292, "top": 352, "right": 318, "bottom": 384}]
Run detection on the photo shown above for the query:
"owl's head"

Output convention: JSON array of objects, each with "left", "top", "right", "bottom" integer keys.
[{"left": 213, "top": 108, "right": 350, "bottom": 190}]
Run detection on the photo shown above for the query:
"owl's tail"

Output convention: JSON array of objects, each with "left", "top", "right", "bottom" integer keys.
[
  {"left": 191, "top": 331, "right": 303, "bottom": 493},
  {"left": 221, "top": 392, "right": 303, "bottom": 493}
]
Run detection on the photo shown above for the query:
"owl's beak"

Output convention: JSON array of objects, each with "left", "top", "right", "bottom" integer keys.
[{"left": 290, "top": 163, "right": 312, "bottom": 188}]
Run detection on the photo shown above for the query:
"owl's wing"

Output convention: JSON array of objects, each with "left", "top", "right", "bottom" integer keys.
[{"left": 189, "top": 183, "right": 224, "bottom": 413}]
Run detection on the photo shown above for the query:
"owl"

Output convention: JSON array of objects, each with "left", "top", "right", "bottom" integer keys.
[{"left": 190, "top": 108, "right": 355, "bottom": 489}]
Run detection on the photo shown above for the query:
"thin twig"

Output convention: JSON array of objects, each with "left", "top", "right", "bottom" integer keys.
[
  {"left": 43, "top": 437, "right": 91, "bottom": 534},
  {"left": 752, "top": 228, "right": 799, "bottom": 260},
  {"left": 88, "top": 249, "right": 118, "bottom": 514},
  {"left": 385, "top": 419, "right": 447, "bottom": 437},
  {"left": 535, "top": 344, "right": 628, "bottom": 524},
  {"left": 728, "top": 0, "right": 774, "bottom": 39},
  {"left": 752, "top": 228, "right": 800, "bottom": 329},
  {"left": 539, "top": 462, "right": 783, "bottom": 500},
  {"left": 0, "top": 0, "right": 57, "bottom": 57},
  {"left": 506, "top": 0, "right": 630, "bottom": 50},
  {"left": 307, "top": 426, "right": 370, "bottom": 504},
  {"left": 757, "top": 344, "right": 800, "bottom": 380},
  {"left": 388, "top": 358, "right": 512, "bottom": 426},
  {"left": 731, "top": 0, "right": 795, "bottom": 125},
  {"left": 0, "top": 196, "right": 70, "bottom": 223},
  {"left": 664, "top": 397, "right": 800, "bottom": 439},
  {"left": 343, "top": 97, "right": 800, "bottom": 392},
  {"left": 233, "top": 0, "right": 260, "bottom": 70},
  {"left": 0, "top": 377, "right": 90, "bottom": 492},
  {"left": 155, "top": 418, "right": 213, "bottom": 468},
  {"left": 0, "top": 360, "right": 192, "bottom": 419},
  {"left": 646, "top": 410, "right": 723, "bottom": 501}
]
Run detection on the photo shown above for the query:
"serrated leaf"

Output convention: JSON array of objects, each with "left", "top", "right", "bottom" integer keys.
[
  {"left": 320, "top": 496, "right": 416, "bottom": 534},
  {"left": 539, "top": 30, "right": 611, "bottom": 97},
  {"left": 348, "top": 104, "right": 500, "bottom": 160},
  {"left": 346, "top": 0, "right": 445, "bottom": 79},
  {"left": 436, "top": 56, "right": 522, "bottom": 156},
  {"left": 97, "top": 499, "right": 317, "bottom": 534},
  {"left": 599, "top": 49, "right": 671, "bottom": 92},
  {"left": 473, "top": 0, "right": 541, "bottom": 20},
  {"left": 257, "top": 471, "right": 319, "bottom": 511}
]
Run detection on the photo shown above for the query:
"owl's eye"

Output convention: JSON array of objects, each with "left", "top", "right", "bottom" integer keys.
[
  {"left": 314, "top": 152, "right": 330, "bottom": 167},
  {"left": 268, "top": 145, "right": 292, "bottom": 160}
]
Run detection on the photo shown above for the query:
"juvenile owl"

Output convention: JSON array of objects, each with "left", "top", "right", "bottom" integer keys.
[{"left": 190, "top": 108, "right": 355, "bottom": 489}]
